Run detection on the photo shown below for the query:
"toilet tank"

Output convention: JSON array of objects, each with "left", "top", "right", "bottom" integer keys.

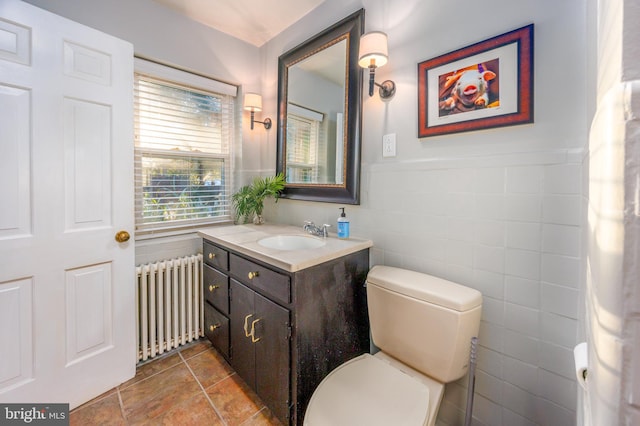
[{"left": 366, "top": 266, "right": 482, "bottom": 383}]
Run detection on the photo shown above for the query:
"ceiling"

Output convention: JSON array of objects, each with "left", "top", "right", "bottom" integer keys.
[{"left": 153, "top": 0, "right": 326, "bottom": 47}]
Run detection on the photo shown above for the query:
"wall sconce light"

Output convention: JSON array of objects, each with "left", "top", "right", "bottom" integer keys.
[
  {"left": 244, "top": 93, "right": 272, "bottom": 130},
  {"left": 358, "top": 31, "right": 396, "bottom": 100}
]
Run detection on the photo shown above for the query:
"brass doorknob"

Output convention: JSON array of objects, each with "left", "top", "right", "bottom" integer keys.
[{"left": 115, "top": 230, "right": 130, "bottom": 243}]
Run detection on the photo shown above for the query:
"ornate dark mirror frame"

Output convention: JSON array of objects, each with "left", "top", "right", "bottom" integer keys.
[{"left": 276, "top": 9, "right": 364, "bottom": 204}]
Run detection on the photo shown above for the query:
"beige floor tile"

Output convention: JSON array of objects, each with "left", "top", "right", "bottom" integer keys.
[
  {"left": 70, "top": 392, "right": 125, "bottom": 426},
  {"left": 119, "top": 352, "right": 182, "bottom": 390},
  {"left": 120, "top": 363, "right": 201, "bottom": 423},
  {"left": 129, "top": 393, "right": 224, "bottom": 426},
  {"left": 179, "top": 339, "right": 214, "bottom": 360},
  {"left": 186, "top": 348, "right": 234, "bottom": 389},
  {"left": 205, "top": 374, "right": 264, "bottom": 426},
  {"left": 69, "top": 339, "right": 281, "bottom": 426}
]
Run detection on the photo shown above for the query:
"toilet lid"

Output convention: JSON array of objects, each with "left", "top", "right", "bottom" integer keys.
[{"left": 304, "top": 354, "right": 430, "bottom": 426}]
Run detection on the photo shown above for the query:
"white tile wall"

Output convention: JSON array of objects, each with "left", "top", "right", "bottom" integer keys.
[
  {"left": 538, "top": 368, "right": 576, "bottom": 411},
  {"left": 542, "top": 195, "right": 581, "bottom": 225},
  {"left": 541, "top": 312, "right": 578, "bottom": 347},
  {"left": 473, "top": 394, "right": 503, "bottom": 425},
  {"left": 542, "top": 224, "right": 581, "bottom": 256},
  {"left": 476, "top": 369, "right": 503, "bottom": 405},
  {"left": 268, "top": 150, "right": 581, "bottom": 425},
  {"left": 505, "top": 303, "right": 539, "bottom": 338},
  {"left": 503, "top": 329, "right": 539, "bottom": 365},
  {"left": 477, "top": 346, "right": 503, "bottom": 379},
  {"left": 541, "top": 283, "right": 579, "bottom": 318},
  {"left": 504, "top": 356, "right": 540, "bottom": 395},
  {"left": 501, "top": 408, "right": 537, "bottom": 426},
  {"left": 506, "top": 222, "right": 541, "bottom": 251},
  {"left": 502, "top": 382, "right": 538, "bottom": 420},
  {"left": 506, "top": 166, "right": 544, "bottom": 193},
  {"left": 505, "top": 249, "right": 541, "bottom": 280},
  {"left": 541, "top": 254, "right": 581, "bottom": 288},
  {"left": 505, "top": 276, "right": 540, "bottom": 309}
]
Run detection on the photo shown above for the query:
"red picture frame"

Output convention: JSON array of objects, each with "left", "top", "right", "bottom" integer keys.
[{"left": 418, "top": 24, "right": 534, "bottom": 138}]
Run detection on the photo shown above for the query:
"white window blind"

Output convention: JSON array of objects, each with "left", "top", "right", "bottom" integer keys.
[
  {"left": 134, "top": 64, "right": 235, "bottom": 233},
  {"left": 286, "top": 113, "right": 320, "bottom": 183}
]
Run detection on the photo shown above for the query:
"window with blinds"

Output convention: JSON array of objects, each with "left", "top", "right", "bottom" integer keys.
[
  {"left": 134, "top": 61, "right": 235, "bottom": 233},
  {"left": 286, "top": 113, "right": 320, "bottom": 183}
]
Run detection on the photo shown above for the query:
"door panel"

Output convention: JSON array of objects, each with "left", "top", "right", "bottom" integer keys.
[
  {"left": 254, "top": 292, "right": 290, "bottom": 423},
  {"left": 0, "top": 278, "right": 33, "bottom": 390},
  {"left": 229, "top": 279, "right": 256, "bottom": 388},
  {"left": 0, "top": 85, "right": 30, "bottom": 239},
  {"left": 0, "top": 0, "right": 134, "bottom": 408},
  {"left": 65, "top": 263, "right": 113, "bottom": 364},
  {"left": 63, "top": 40, "right": 112, "bottom": 85},
  {"left": 0, "top": 17, "right": 30, "bottom": 65},
  {"left": 63, "top": 98, "right": 112, "bottom": 229}
]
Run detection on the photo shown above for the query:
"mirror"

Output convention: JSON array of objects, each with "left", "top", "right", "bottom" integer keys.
[{"left": 277, "top": 9, "right": 364, "bottom": 204}]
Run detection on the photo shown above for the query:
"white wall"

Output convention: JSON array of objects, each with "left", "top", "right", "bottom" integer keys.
[
  {"left": 262, "top": 0, "right": 593, "bottom": 424},
  {"left": 24, "top": 0, "right": 258, "bottom": 85}
]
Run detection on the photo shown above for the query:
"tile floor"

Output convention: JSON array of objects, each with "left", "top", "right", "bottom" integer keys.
[{"left": 70, "top": 339, "right": 282, "bottom": 425}]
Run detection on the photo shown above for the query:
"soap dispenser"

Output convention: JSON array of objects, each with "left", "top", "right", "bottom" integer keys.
[{"left": 337, "top": 207, "right": 350, "bottom": 239}]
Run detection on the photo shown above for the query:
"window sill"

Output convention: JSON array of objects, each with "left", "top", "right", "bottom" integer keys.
[{"left": 135, "top": 219, "right": 234, "bottom": 241}]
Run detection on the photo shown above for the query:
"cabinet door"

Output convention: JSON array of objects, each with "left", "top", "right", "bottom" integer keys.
[
  {"left": 229, "top": 279, "right": 291, "bottom": 423},
  {"left": 254, "top": 292, "right": 290, "bottom": 423},
  {"left": 229, "top": 279, "right": 256, "bottom": 388}
]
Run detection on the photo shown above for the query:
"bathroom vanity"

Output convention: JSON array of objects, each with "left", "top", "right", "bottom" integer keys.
[{"left": 198, "top": 224, "right": 372, "bottom": 425}]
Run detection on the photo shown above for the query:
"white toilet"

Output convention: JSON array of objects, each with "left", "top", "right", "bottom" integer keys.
[{"left": 304, "top": 265, "right": 483, "bottom": 426}]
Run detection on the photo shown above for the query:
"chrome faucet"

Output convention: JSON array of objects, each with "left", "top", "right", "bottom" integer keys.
[{"left": 303, "top": 221, "right": 331, "bottom": 238}]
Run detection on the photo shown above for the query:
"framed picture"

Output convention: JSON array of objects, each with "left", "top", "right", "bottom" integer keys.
[{"left": 418, "top": 24, "right": 533, "bottom": 138}]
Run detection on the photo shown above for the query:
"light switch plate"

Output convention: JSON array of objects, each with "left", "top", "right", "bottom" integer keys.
[{"left": 383, "top": 133, "right": 396, "bottom": 157}]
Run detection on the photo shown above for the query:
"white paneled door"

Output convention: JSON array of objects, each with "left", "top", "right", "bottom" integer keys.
[{"left": 0, "top": 0, "right": 135, "bottom": 408}]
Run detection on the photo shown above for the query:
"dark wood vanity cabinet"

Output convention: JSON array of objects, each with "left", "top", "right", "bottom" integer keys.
[
  {"left": 202, "top": 238, "right": 370, "bottom": 426},
  {"left": 230, "top": 279, "right": 290, "bottom": 421}
]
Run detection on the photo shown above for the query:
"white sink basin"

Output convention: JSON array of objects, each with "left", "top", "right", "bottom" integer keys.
[{"left": 258, "top": 235, "right": 326, "bottom": 251}]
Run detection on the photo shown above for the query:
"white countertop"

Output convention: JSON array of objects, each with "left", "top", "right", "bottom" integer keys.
[{"left": 198, "top": 224, "right": 373, "bottom": 272}]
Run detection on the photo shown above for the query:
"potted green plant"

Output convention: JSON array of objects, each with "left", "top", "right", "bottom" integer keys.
[{"left": 232, "top": 173, "right": 286, "bottom": 224}]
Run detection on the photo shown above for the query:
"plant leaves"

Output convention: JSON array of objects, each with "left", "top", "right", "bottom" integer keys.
[{"left": 231, "top": 173, "right": 286, "bottom": 223}]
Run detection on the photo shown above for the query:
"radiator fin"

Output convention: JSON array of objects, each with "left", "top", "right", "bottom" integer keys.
[{"left": 135, "top": 254, "right": 204, "bottom": 362}]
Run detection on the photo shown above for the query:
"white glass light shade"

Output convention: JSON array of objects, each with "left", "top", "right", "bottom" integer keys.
[
  {"left": 358, "top": 31, "right": 389, "bottom": 68},
  {"left": 244, "top": 92, "right": 262, "bottom": 112}
]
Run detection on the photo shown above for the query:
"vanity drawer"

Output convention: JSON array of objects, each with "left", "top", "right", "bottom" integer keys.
[
  {"left": 203, "top": 264, "right": 229, "bottom": 315},
  {"left": 204, "top": 302, "right": 230, "bottom": 360},
  {"left": 204, "top": 240, "right": 228, "bottom": 270},
  {"left": 230, "top": 254, "right": 291, "bottom": 305}
]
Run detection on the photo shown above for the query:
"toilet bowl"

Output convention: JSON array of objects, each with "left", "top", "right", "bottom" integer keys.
[
  {"left": 304, "top": 266, "right": 482, "bottom": 426},
  {"left": 304, "top": 352, "right": 444, "bottom": 426}
]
